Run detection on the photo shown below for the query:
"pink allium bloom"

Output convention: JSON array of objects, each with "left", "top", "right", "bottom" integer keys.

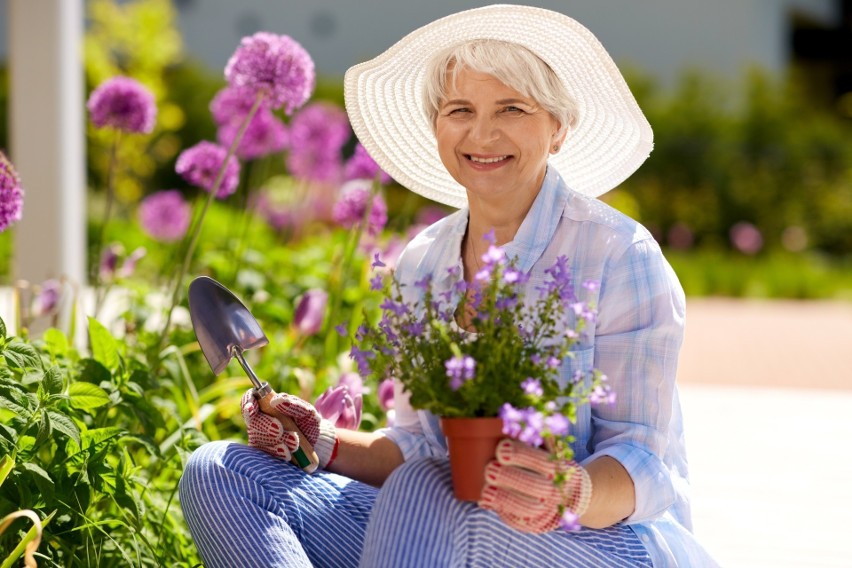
[
  {"left": 730, "top": 221, "right": 763, "bottom": 255},
  {"left": 332, "top": 180, "right": 388, "bottom": 236},
  {"left": 415, "top": 206, "right": 449, "bottom": 227},
  {"left": 176, "top": 141, "right": 241, "bottom": 198},
  {"left": 209, "top": 86, "right": 264, "bottom": 125},
  {"left": 139, "top": 190, "right": 191, "bottom": 242},
  {"left": 87, "top": 76, "right": 156, "bottom": 134},
  {"left": 217, "top": 110, "right": 289, "bottom": 161},
  {"left": 344, "top": 143, "right": 391, "bottom": 184},
  {"left": 315, "top": 385, "right": 362, "bottom": 430},
  {"left": 224, "top": 32, "right": 315, "bottom": 115},
  {"left": 377, "top": 378, "right": 395, "bottom": 411},
  {"left": 286, "top": 102, "right": 350, "bottom": 183},
  {"left": 0, "top": 150, "right": 24, "bottom": 233},
  {"left": 293, "top": 288, "right": 328, "bottom": 336}
]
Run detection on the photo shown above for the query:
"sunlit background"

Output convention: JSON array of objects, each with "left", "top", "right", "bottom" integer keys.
[{"left": 0, "top": 1, "right": 850, "bottom": 567}]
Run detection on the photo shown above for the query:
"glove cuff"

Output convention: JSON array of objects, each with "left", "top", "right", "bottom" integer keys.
[
  {"left": 313, "top": 418, "right": 339, "bottom": 469},
  {"left": 568, "top": 465, "right": 593, "bottom": 517}
]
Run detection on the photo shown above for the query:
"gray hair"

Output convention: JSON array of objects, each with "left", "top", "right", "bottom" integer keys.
[{"left": 422, "top": 39, "right": 579, "bottom": 136}]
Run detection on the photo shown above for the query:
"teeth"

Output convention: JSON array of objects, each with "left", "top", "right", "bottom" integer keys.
[{"left": 469, "top": 155, "right": 508, "bottom": 164}]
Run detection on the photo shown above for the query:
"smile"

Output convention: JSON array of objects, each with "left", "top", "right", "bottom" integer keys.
[{"left": 467, "top": 155, "right": 510, "bottom": 164}]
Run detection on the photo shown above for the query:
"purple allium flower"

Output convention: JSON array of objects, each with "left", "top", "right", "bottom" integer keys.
[
  {"left": 332, "top": 180, "right": 388, "bottom": 237},
  {"left": 118, "top": 247, "right": 146, "bottom": 279},
  {"left": 209, "top": 86, "right": 264, "bottom": 125},
  {"left": 286, "top": 102, "right": 350, "bottom": 183},
  {"left": 224, "top": 32, "right": 315, "bottom": 115},
  {"left": 217, "top": 109, "right": 289, "bottom": 161},
  {"left": 87, "top": 76, "right": 156, "bottom": 134},
  {"left": 415, "top": 206, "right": 448, "bottom": 226},
  {"left": 0, "top": 151, "right": 24, "bottom": 233},
  {"left": 175, "top": 141, "right": 241, "bottom": 198},
  {"left": 521, "top": 378, "right": 543, "bottom": 397},
  {"left": 344, "top": 143, "right": 391, "bottom": 184},
  {"left": 293, "top": 288, "right": 328, "bottom": 336},
  {"left": 138, "top": 190, "right": 191, "bottom": 242},
  {"left": 315, "top": 385, "right": 362, "bottom": 430},
  {"left": 730, "top": 221, "right": 763, "bottom": 255},
  {"left": 667, "top": 222, "right": 694, "bottom": 250},
  {"left": 377, "top": 378, "right": 395, "bottom": 411},
  {"left": 446, "top": 355, "right": 476, "bottom": 391}
]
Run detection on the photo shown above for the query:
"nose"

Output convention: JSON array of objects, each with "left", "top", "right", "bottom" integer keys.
[{"left": 469, "top": 114, "right": 500, "bottom": 146}]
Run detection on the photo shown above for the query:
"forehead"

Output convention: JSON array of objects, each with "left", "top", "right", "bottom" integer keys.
[{"left": 443, "top": 68, "right": 531, "bottom": 100}]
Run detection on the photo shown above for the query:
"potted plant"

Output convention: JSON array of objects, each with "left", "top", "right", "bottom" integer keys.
[{"left": 350, "top": 233, "right": 613, "bottom": 503}]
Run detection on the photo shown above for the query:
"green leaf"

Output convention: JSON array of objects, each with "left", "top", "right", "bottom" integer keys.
[
  {"left": 3, "top": 341, "right": 41, "bottom": 371},
  {"left": 68, "top": 382, "right": 111, "bottom": 411},
  {"left": 87, "top": 317, "right": 120, "bottom": 371},
  {"left": 21, "top": 460, "right": 54, "bottom": 500},
  {"left": 0, "top": 316, "right": 5, "bottom": 340},
  {"left": 78, "top": 358, "right": 112, "bottom": 385},
  {"left": 46, "top": 411, "right": 81, "bottom": 446},
  {"left": 43, "top": 366, "right": 63, "bottom": 395},
  {"left": 42, "top": 327, "right": 69, "bottom": 358}
]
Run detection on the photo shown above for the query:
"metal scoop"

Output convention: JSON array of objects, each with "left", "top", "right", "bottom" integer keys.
[{"left": 187, "top": 276, "right": 319, "bottom": 472}]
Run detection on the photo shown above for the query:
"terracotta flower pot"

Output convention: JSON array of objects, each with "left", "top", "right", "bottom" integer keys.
[{"left": 440, "top": 416, "right": 505, "bottom": 501}]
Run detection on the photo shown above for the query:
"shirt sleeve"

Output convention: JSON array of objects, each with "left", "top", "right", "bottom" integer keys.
[
  {"left": 581, "top": 237, "right": 686, "bottom": 523},
  {"left": 377, "top": 379, "right": 448, "bottom": 461}
]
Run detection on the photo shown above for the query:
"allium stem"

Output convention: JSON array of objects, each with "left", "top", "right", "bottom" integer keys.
[
  {"left": 91, "top": 132, "right": 120, "bottom": 314},
  {"left": 157, "top": 92, "right": 264, "bottom": 353}
]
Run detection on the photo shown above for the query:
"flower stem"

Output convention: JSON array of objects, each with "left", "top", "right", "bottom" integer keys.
[
  {"left": 91, "top": 132, "right": 120, "bottom": 313},
  {"left": 157, "top": 93, "right": 264, "bottom": 353}
]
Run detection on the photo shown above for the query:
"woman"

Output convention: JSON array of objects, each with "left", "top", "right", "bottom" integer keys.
[{"left": 180, "top": 5, "right": 718, "bottom": 567}]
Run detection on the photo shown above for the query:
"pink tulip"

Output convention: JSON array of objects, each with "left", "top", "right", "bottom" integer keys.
[
  {"left": 315, "top": 385, "right": 362, "bottom": 430},
  {"left": 377, "top": 378, "right": 395, "bottom": 411},
  {"left": 337, "top": 372, "right": 364, "bottom": 398},
  {"left": 293, "top": 289, "right": 328, "bottom": 336}
]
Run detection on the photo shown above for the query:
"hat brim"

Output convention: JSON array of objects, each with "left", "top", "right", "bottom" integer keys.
[{"left": 344, "top": 4, "right": 653, "bottom": 208}]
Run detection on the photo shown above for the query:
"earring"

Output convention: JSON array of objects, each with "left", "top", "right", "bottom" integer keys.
[{"left": 552, "top": 144, "right": 560, "bottom": 153}]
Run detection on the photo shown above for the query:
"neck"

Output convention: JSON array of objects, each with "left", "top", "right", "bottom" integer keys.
[{"left": 466, "top": 191, "right": 535, "bottom": 247}]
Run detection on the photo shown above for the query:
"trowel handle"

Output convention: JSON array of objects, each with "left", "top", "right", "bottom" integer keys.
[{"left": 257, "top": 390, "right": 320, "bottom": 473}]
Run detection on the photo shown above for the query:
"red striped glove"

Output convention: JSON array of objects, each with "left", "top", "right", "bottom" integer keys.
[
  {"left": 240, "top": 389, "right": 339, "bottom": 469},
  {"left": 479, "top": 438, "right": 592, "bottom": 533}
]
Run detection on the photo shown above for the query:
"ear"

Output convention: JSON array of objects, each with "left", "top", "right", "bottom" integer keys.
[{"left": 550, "top": 126, "right": 568, "bottom": 155}]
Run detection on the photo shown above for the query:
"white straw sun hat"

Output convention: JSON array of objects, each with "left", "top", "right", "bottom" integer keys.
[{"left": 344, "top": 4, "right": 653, "bottom": 209}]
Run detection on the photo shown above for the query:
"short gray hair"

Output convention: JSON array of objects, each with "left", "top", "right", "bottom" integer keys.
[{"left": 422, "top": 39, "right": 579, "bottom": 136}]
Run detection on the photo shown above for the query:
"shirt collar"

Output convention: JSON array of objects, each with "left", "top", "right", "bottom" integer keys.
[{"left": 421, "top": 166, "right": 570, "bottom": 282}]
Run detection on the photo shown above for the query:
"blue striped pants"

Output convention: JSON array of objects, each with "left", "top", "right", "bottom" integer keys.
[{"left": 179, "top": 441, "right": 653, "bottom": 567}]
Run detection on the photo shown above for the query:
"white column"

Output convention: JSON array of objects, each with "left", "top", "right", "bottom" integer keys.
[{"left": 9, "top": 0, "right": 86, "bottom": 287}]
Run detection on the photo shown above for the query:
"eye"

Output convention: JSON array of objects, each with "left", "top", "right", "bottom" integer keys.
[
  {"left": 503, "top": 105, "right": 525, "bottom": 114},
  {"left": 447, "top": 107, "right": 471, "bottom": 115}
]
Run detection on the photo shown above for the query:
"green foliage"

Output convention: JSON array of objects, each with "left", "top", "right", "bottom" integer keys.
[
  {"left": 614, "top": 66, "right": 852, "bottom": 256},
  {"left": 0, "top": 316, "right": 205, "bottom": 566}
]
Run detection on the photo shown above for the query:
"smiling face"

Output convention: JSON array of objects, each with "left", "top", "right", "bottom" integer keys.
[{"left": 435, "top": 68, "right": 563, "bottom": 209}]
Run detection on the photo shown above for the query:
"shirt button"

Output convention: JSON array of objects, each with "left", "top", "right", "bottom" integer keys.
[{"left": 642, "top": 535, "right": 650, "bottom": 543}]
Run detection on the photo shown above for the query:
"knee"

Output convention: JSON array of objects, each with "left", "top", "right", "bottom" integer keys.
[
  {"left": 179, "top": 440, "right": 234, "bottom": 500},
  {"left": 379, "top": 457, "right": 453, "bottom": 504}
]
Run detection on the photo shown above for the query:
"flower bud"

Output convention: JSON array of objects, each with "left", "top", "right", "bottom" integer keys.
[
  {"left": 315, "top": 385, "right": 362, "bottom": 430},
  {"left": 293, "top": 288, "right": 328, "bottom": 336}
]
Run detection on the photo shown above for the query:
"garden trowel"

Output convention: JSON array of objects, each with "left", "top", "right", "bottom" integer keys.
[{"left": 187, "top": 276, "right": 319, "bottom": 472}]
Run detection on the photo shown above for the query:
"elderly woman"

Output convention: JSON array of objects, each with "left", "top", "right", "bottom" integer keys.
[{"left": 180, "top": 5, "right": 718, "bottom": 567}]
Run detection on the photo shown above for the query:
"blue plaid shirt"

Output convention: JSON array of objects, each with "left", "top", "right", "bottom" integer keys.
[{"left": 382, "top": 167, "right": 717, "bottom": 566}]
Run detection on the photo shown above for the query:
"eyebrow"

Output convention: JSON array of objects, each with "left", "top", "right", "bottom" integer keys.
[{"left": 441, "top": 97, "right": 533, "bottom": 108}]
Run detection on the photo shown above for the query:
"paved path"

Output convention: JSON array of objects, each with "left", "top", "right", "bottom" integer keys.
[{"left": 677, "top": 299, "right": 852, "bottom": 567}]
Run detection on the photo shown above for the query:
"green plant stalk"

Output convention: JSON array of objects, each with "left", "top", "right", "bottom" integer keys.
[
  {"left": 92, "top": 132, "right": 121, "bottom": 304},
  {"left": 157, "top": 92, "right": 264, "bottom": 352},
  {"left": 0, "top": 509, "right": 54, "bottom": 568}
]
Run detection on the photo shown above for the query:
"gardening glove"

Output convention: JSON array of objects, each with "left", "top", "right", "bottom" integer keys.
[
  {"left": 479, "top": 438, "right": 592, "bottom": 534},
  {"left": 240, "top": 389, "right": 339, "bottom": 469}
]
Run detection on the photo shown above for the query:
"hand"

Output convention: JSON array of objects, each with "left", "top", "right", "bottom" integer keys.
[
  {"left": 240, "top": 389, "right": 339, "bottom": 469},
  {"left": 479, "top": 438, "right": 592, "bottom": 533}
]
